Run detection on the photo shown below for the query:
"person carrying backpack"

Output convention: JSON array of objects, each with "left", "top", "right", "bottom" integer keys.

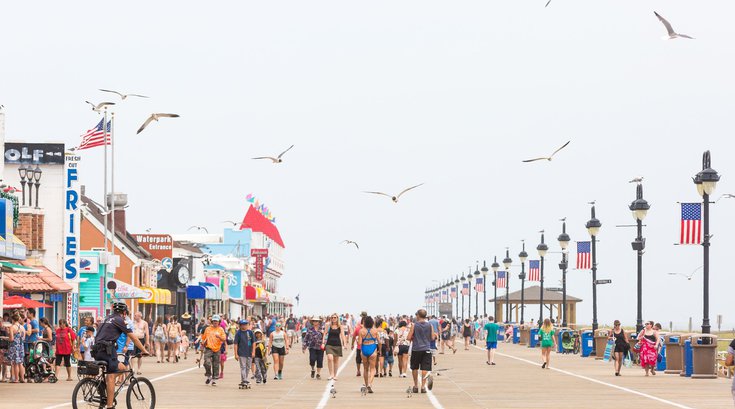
[{"left": 234, "top": 320, "right": 255, "bottom": 388}]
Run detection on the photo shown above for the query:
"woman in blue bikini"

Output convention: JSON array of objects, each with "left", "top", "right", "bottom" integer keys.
[{"left": 358, "top": 316, "right": 379, "bottom": 393}]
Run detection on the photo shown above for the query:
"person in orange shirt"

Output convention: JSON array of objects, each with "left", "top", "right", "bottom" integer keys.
[{"left": 202, "top": 315, "right": 226, "bottom": 386}]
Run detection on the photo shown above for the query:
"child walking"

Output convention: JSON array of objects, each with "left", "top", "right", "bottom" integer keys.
[{"left": 252, "top": 329, "right": 268, "bottom": 384}]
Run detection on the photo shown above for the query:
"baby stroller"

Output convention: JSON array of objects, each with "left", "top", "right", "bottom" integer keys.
[
  {"left": 25, "top": 341, "right": 57, "bottom": 383},
  {"left": 560, "top": 330, "right": 579, "bottom": 354}
]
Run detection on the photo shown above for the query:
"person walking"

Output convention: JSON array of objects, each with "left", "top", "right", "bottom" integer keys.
[
  {"left": 383, "top": 328, "right": 395, "bottom": 377},
  {"left": 462, "top": 319, "right": 473, "bottom": 350},
  {"left": 77, "top": 316, "right": 94, "bottom": 358},
  {"left": 484, "top": 316, "right": 499, "bottom": 365},
  {"left": 358, "top": 316, "right": 379, "bottom": 393},
  {"left": 202, "top": 315, "right": 226, "bottom": 386},
  {"left": 132, "top": 312, "right": 149, "bottom": 375},
  {"left": 234, "top": 320, "right": 254, "bottom": 388},
  {"left": 610, "top": 320, "right": 630, "bottom": 376},
  {"left": 636, "top": 321, "right": 660, "bottom": 376},
  {"left": 286, "top": 314, "right": 299, "bottom": 345},
  {"left": 252, "top": 329, "right": 268, "bottom": 384},
  {"left": 269, "top": 322, "right": 289, "bottom": 380},
  {"left": 24, "top": 308, "right": 39, "bottom": 356},
  {"left": 408, "top": 309, "right": 435, "bottom": 394},
  {"left": 166, "top": 315, "right": 182, "bottom": 363},
  {"left": 152, "top": 317, "right": 166, "bottom": 363},
  {"left": 54, "top": 319, "right": 76, "bottom": 381},
  {"left": 351, "top": 314, "right": 365, "bottom": 377},
  {"left": 322, "top": 314, "right": 347, "bottom": 381},
  {"left": 8, "top": 313, "right": 26, "bottom": 383},
  {"left": 538, "top": 318, "right": 556, "bottom": 369},
  {"left": 394, "top": 320, "right": 410, "bottom": 378},
  {"left": 303, "top": 316, "right": 325, "bottom": 380},
  {"left": 726, "top": 338, "right": 734, "bottom": 405}
]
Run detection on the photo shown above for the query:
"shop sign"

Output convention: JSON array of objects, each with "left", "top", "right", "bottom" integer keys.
[
  {"left": 133, "top": 234, "right": 173, "bottom": 261},
  {"left": 4, "top": 143, "right": 65, "bottom": 165},
  {"left": 0, "top": 199, "right": 13, "bottom": 239},
  {"left": 79, "top": 255, "right": 100, "bottom": 274},
  {"left": 66, "top": 293, "right": 78, "bottom": 328},
  {"left": 228, "top": 270, "right": 242, "bottom": 300},
  {"left": 63, "top": 153, "right": 81, "bottom": 282},
  {"left": 251, "top": 248, "right": 268, "bottom": 281}
]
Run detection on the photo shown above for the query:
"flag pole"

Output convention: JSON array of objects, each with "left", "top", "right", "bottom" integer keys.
[
  {"left": 110, "top": 112, "right": 116, "bottom": 293},
  {"left": 103, "top": 109, "right": 109, "bottom": 255}
]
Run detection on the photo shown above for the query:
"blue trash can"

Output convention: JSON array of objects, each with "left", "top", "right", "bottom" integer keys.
[
  {"left": 512, "top": 325, "right": 520, "bottom": 344},
  {"left": 529, "top": 328, "right": 539, "bottom": 348},
  {"left": 581, "top": 330, "right": 594, "bottom": 357},
  {"left": 497, "top": 326, "right": 505, "bottom": 341},
  {"left": 656, "top": 344, "right": 667, "bottom": 372},
  {"left": 681, "top": 339, "right": 693, "bottom": 377}
]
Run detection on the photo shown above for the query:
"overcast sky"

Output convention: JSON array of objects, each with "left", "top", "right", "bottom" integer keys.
[{"left": 2, "top": 1, "right": 734, "bottom": 329}]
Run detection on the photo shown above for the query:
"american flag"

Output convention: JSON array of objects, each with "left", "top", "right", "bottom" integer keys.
[
  {"left": 496, "top": 271, "right": 506, "bottom": 288},
  {"left": 78, "top": 118, "right": 111, "bottom": 150},
  {"left": 680, "top": 203, "right": 702, "bottom": 245},
  {"left": 450, "top": 286, "right": 457, "bottom": 298},
  {"left": 461, "top": 282, "right": 469, "bottom": 296},
  {"left": 577, "top": 241, "right": 591, "bottom": 270},
  {"left": 475, "top": 277, "right": 484, "bottom": 292},
  {"left": 528, "top": 260, "right": 540, "bottom": 281},
  {"left": 441, "top": 289, "right": 447, "bottom": 302}
]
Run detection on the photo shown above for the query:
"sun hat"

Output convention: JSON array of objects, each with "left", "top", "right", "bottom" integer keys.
[
  {"left": 310, "top": 316, "right": 322, "bottom": 321},
  {"left": 211, "top": 314, "right": 221, "bottom": 322},
  {"left": 254, "top": 329, "right": 263, "bottom": 334}
]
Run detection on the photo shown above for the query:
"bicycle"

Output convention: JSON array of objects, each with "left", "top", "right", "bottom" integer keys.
[{"left": 72, "top": 353, "right": 155, "bottom": 409}]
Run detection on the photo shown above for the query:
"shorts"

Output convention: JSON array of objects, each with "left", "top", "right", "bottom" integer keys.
[
  {"left": 410, "top": 350, "right": 432, "bottom": 371},
  {"left": 398, "top": 345, "right": 410, "bottom": 356},
  {"left": 287, "top": 329, "right": 296, "bottom": 337},
  {"left": 486, "top": 341, "right": 497, "bottom": 350},
  {"left": 441, "top": 332, "right": 451, "bottom": 341},
  {"left": 55, "top": 354, "right": 71, "bottom": 367},
  {"left": 614, "top": 344, "right": 629, "bottom": 353},
  {"left": 355, "top": 351, "right": 362, "bottom": 365},
  {"left": 272, "top": 346, "right": 286, "bottom": 356},
  {"left": 325, "top": 345, "right": 342, "bottom": 357},
  {"left": 134, "top": 338, "right": 146, "bottom": 355},
  {"left": 93, "top": 350, "right": 120, "bottom": 373},
  {"left": 168, "top": 336, "right": 181, "bottom": 344},
  {"left": 384, "top": 355, "right": 394, "bottom": 366},
  {"left": 430, "top": 341, "right": 437, "bottom": 351}
]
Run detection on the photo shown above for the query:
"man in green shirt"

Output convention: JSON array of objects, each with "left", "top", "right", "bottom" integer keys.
[{"left": 483, "top": 316, "right": 499, "bottom": 365}]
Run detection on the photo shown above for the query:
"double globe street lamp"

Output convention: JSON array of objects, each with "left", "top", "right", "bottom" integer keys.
[
  {"left": 518, "top": 241, "right": 528, "bottom": 324},
  {"left": 481, "top": 261, "right": 489, "bottom": 317},
  {"left": 536, "top": 231, "right": 549, "bottom": 325},
  {"left": 502, "top": 249, "right": 512, "bottom": 323},
  {"left": 557, "top": 219, "right": 570, "bottom": 327},
  {"left": 585, "top": 204, "right": 602, "bottom": 337},
  {"left": 629, "top": 183, "right": 650, "bottom": 333},
  {"left": 491, "top": 256, "right": 500, "bottom": 320}
]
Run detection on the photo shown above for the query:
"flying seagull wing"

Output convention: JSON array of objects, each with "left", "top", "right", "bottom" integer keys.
[
  {"left": 252, "top": 156, "right": 278, "bottom": 162},
  {"left": 654, "top": 12, "right": 676, "bottom": 36},
  {"left": 550, "top": 140, "right": 571, "bottom": 158},
  {"left": 363, "top": 191, "right": 393, "bottom": 198},
  {"left": 137, "top": 115, "right": 155, "bottom": 134},
  {"left": 277, "top": 144, "right": 295, "bottom": 159},
  {"left": 545, "top": 0, "right": 551, "bottom": 7},
  {"left": 522, "top": 157, "right": 549, "bottom": 163},
  {"left": 396, "top": 183, "right": 425, "bottom": 199},
  {"left": 97, "top": 102, "right": 116, "bottom": 110},
  {"left": 155, "top": 113, "right": 180, "bottom": 118},
  {"left": 99, "top": 89, "right": 124, "bottom": 99},
  {"left": 127, "top": 94, "right": 149, "bottom": 99},
  {"left": 677, "top": 34, "right": 694, "bottom": 39},
  {"left": 85, "top": 101, "right": 96, "bottom": 109},
  {"left": 352, "top": 242, "right": 359, "bottom": 249}
]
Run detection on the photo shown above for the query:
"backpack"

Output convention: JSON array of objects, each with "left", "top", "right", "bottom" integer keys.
[{"left": 154, "top": 325, "right": 165, "bottom": 338}]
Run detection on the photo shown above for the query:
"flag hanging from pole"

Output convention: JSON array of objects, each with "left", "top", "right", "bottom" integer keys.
[
  {"left": 441, "top": 289, "right": 447, "bottom": 302},
  {"left": 680, "top": 203, "right": 702, "bottom": 245},
  {"left": 461, "top": 282, "right": 469, "bottom": 296},
  {"left": 450, "top": 286, "right": 457, "bottom": 299},
  {"left": 496, "top": 271, "right": 506, "bottom": 288},
  {"left": 576, "top": 241, "right": 591, "bottom": 270},
  {"left": 77, "top": 118, "right": 111, "bottom": 150},
  {"left": 475, "top": 277, "right": 484, "bottom": 292},
  {"left": 528, "top": 260, "right": 540, "bottom": 281}
]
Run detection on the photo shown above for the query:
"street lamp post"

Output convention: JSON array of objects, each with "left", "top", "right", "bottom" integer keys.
[
  {"left": 481, "top": 261, "right": 489, "bottom": 317},
  {"left": 502, "top": 249, "right": 513, "bottom": 323},
  {"left": 491, "top": 257, "right": 499, "bottom": 320},
  {"left": 460, "top": 275, "right": 467, "bottom": 321},
  {"left": 18, "top": 164, "right": 28, "bottom": 206},
  {"left": 586, "top": 204, "right": 602, "bottom": 338},
  {"left": 474, "top": 264, "right": 480, "bottom": 318},
  {"left": 629, "top": 183, "right": 650, "bottom": 333},
  {"left": 557, "top": 219, "right": 570, "bottom": 327},
  {"left": 467, "top": 268, "right": 473, "bottom": 320},
  {"left": 518, "top": 241, "right": 528, "bottom": 324},
  {"left": 33, "top": 165, "right": 43, "bottom": 209},
  {"left": 693, "top": 150, "right": 720, "bottom": 335},
  {"left": 537, "top": 231, "right": 549, "bottom": 325},
  {"left": 454, "top": 276, "right": 460, "bottom": 319}
]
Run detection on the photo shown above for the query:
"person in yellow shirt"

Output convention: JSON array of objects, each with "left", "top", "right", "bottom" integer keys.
[{"left": 202, "top": 315, "right": 226, "bottom": 386}]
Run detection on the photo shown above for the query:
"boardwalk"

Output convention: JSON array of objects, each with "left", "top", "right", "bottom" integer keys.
[{"left": 7, "top": 341, "right": 733, "bottom": 409}]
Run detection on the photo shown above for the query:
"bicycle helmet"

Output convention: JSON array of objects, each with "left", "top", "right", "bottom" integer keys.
[{"left": 112, "top": 302, "right": 129, "bottom": 314}]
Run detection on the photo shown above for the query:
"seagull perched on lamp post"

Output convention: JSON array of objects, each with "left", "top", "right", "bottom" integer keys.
[
  {"left": 85, "top": 101, "right": 116, "bottom": 113},
  {"left": 252, "top": 145, "right": 295, "bottom": 164},
  {"left": 629, "top": 176, "right": 644, "bottom": 184},
  {"left": 137, "top": 113, "right": 180, "bottom": 134},
  {"left": 364, "top": 183, "right": 424, "bottom": 203},
  {"left": 522, "top": 141, "right": 570, "bottom": 163},
  {"left": 99, "top": 89, "right": 149, "bottom": 100}
]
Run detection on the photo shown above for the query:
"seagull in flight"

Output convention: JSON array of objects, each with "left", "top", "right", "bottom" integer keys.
[
  {"left": 629, "top": 176, "right": 644, "bottom": 184},
  {"left": 341, "top": 240, "right": 360, "bottom": 249},
  {"left": 522, "top": 141, "right": 570, "bottom": 163},
  {"left": 252, "top": 145, "right": 295, "bottom": 164},
  {"left": 716, "top": 193, "right": 735, "bottom": 202},
  {"left": 188, "top": 226, "right": 209, "bottom": 234},
  {"left": 545, "top": 0, "right": 551, "bottom": 7},
  {"left": 222, "top": 220, "right": 240, "bottom": 227},
  {"left": 85, "top": 101, "right": 116, "bottom": 112},
  {"left": 99, "top": 89, "right": 149, "bottom": 100},
  {"left": 667, "top": 266, "right": 702, "bottom": 281},
  {"left": 136, "top": 113, "right": 180, "bottom": 134},
  {"left": 654, "top": 12, "right": 694, "bottom": 40},
  {"left": 364, "top": 183, "right": 424, "bottom": 203}
]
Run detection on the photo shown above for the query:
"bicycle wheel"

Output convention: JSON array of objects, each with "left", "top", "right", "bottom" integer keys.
[
  {"left": 71, "top": 378, "right": 104, "bottom": 409},
  {"left": 126, "top": 376, "right": 156, "bottom": 409}
]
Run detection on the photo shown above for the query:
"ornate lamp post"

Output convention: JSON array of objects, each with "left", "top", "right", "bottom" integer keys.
[
  {"left": 518, "top": 241, "right": 528, "bottom": 324},
  {"left": 491, "top": 257, "right": 500, "bottom": 320},
  {"left": 33, "top": 165, "right": 43, "bottom": 209},
  {"left": 585, "top": 204, "right": 602, "bottom": 336},
  {"left": 629, "top": 183, "right": 650, "bottom": 333},
  {"left": 502, "top": 249, "right": 512, "bottom": 323},
  {"left": 693, "top": 150, "right": 720, "bottom": 335},
  {"left": 537, "top": 231, "right": 549, "bottom": 325},
  {"left": 557, "top": 219, "right": 570, "bottom": 327},
  {"left": 460, "top": 274, "right": 467, "bottom": 321},
  {"left": 467, "top": 268, "right": 474, "bottom": 319},
  {"left": 473, "top": 264, "right": 480, "bottom": 318},
  {"left": 454, "top": 276, "right": 460, "bottom": 319},
  {"left": 17, "top": 164, "right": 29, "bottom": 206},
  {"left": 481, "top": 261, "right": 489, "bottom": 317}
]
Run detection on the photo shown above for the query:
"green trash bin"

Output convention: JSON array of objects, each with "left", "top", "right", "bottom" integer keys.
[{"left": 691, "top": 334, "right": 718, "bottom": 379}]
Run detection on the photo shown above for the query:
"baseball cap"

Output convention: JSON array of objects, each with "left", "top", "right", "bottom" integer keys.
[
  {"left": 276, "top": 322, "right": 282, "bottom": 327},
  {"left": 239, "top": 320, "right": 249, "bottom": 325},
  {"left": 211, "top": 314, "right": 221, "bottom": 322}
]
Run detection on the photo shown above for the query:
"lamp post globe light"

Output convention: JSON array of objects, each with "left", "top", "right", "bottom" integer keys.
[
  {"left": 536, "top": 231, "right": 549, "bottom": 325},
  {"left": 454, "top": 276, "right": 460, "bottom": 319},
  {"left": 460, "top": 274, "right": 467, "bottom": 321},
  {"left": 585, "top": 204, "right": 602, "bottom": 338},
  {"left": 33, "top": 165, "right": 43, "bottom": 209},
  {"left": 491, "top": 257, "right": 500, "bottom": 321},
  {"left": 629, "top": 183, "right": 650, "bottom": 333},
  {"left": 467, "top": 268, "right": 474, "bottom": 320},
  {"left": 518, "top": 241, "right": 528, "bottom": 325},
  {"left": 557, "top": 219, "right": 570, "bottom": 328},
  {"left": 18, "top": 164, "right": 28, "bottom": 207},
  {"left": 481, "top": 261, "right": 489, "bottom": 317},
  {"left": 474, "top": 264, "right": 481, "bottom": 318},
  {"left": 693, "top": 150, "right": 720, "bottom": 335},
  {"left": 502, "top": 249, "right": 513, "bottom": 323}
]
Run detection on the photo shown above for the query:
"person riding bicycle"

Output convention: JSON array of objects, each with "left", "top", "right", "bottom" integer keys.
[{"left": 92, "top": 302, "right": 148, "bottom": 409}]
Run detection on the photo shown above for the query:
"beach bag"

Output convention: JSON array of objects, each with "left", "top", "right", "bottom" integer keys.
[
  {"left": 154, "top": 325, "right": 165, "bottom": 339},
  {"left": 623, "top": 351, "right": 633, "bottom": 368}
]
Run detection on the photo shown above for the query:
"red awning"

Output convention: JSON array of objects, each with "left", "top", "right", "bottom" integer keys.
[
  {"left": 3, "top": 295, "right": 53, "bottom": 309},
  {"left": 245, "top": 285, "right": 257, "bottom": 300}
]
